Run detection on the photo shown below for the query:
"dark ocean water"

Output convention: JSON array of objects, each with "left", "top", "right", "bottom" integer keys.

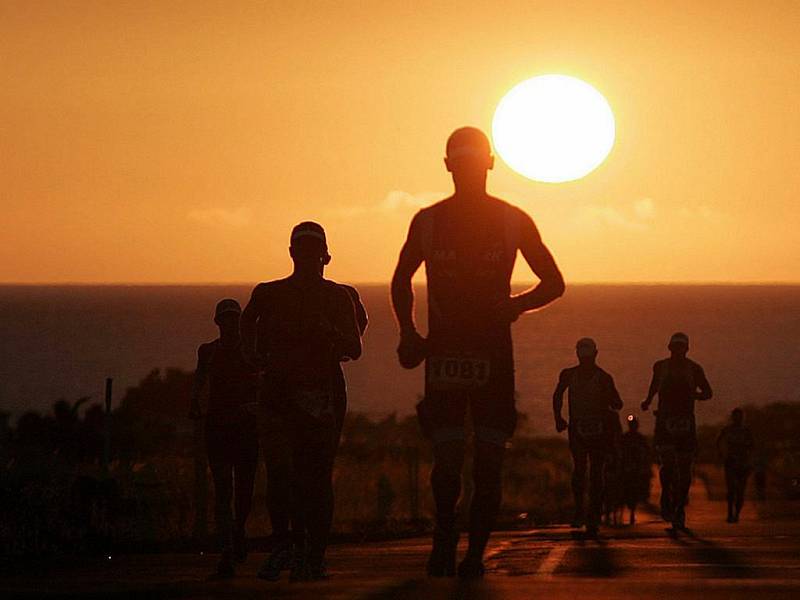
[{"left": 1, "top": 284, "right": 798, "bottom": 433}]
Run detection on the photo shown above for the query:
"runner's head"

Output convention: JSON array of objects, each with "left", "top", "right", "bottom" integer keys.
[
  {"left": 290, "top": 221, "right": 331, "bottom": 272},
  {"left": 668, "top": 331, "right": 689, "bottom": 356},
  {"left": 627, "top": 414, "right": 639, "bottom": 432},
  {"left": 444, "top": 127, "right": 494, "bottom": 193},
  {"left": 575, "top": 337, "right": 598, "bottom": 364},
  {"left": 731, "top": 407, "right": 744, "bottom": 426},
  {"left": 214, "top": 298, "right": 241, "bottom": 334}
]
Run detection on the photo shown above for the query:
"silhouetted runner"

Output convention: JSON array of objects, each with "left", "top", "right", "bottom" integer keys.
[
  {"left": 717, "top": 408, "right": 754, "bottom": 523},
  {"left": 620, "top": 415, "right": 651, "bottom": 525},
  {"left": 641, "top": 332, "right": 712, "bottom": 532},
  {"left": 258, "top": 279, "right": 367, "bottom": 582},
  {"left": 241, "top": 222, "right": 362, "bottom": 582},
  {"left": 553, "top": 338, "right": 623, "bottom": 537},
  {"left": 391, "top": 127, "right": 564, "bottom": 578},
  {"left": 190, "top": 299, "right": 260, "bottom": 579}
]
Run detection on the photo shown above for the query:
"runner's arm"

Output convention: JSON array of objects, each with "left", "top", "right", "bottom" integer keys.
[
  {"left": 607, "top": 373, "right": 623, "bottom": 410},
  {"left": 240, "top": 285, "right": 263, "bottom": 367},
  {"left": 333, "top": 288, "right": 362, "bottom": 360},
  {"left": 693, "top": 365, "right": 713, "bottom": 401},
  {"left": 391, "top": 214, "right": 425, "bottom": 336},
  {"left": 189, "top": 345, "right": 209, "bottom": 419},
  {"left": 513, "top": 211, "right": 565, "bottom": 315},
  {"left": 641, "top": 363, "right": 660, "bottom": 410},
  {"left": 342, "top": 285, "right": 368, "bottom": 335},
  {"left": 552, "top": 369, "right": 570, "bottom": 430}
]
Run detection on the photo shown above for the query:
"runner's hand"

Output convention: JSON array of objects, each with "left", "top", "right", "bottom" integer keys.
[
  {"left": 640, "top": 400, "right": 651, "bottom": 411},
  {"left": 397, "top": 329, "right": 427, "bottom": 369},
  {"left": 555, "top": 415, "right": 568, "bottom": 433},
  {"left": 493, "top": 296, "right": 524, "bottom": 323}
]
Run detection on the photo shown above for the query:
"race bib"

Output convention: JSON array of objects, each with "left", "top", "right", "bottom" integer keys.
[
  {"left": 291, "top": 388, "right": 334, "bottom": 420},
  {"left": 576, "top": 418, "right": 605, "bottom": 437},
  {"left": 665, "top": 416, "right": 692, "bottom": 434},
  {"left": 426, "top": 356, "right": 490, "bottom": 391}
]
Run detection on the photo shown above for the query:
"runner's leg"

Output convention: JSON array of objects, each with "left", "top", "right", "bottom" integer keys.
[
  {"left": 233, "top": 422, "right": 259, "bottom": 558},
  {"left": 735, "top": 468, "right": 749, "bottom": 520},
  {"left": 262, "top": 413, "right": 292, "bottom": 544},
  {"left": 571, "top": 438, "right": 588, "bottom": 525},
  {"left": 725, "top": 460, "right": 736, "bottom": 521},
  {"left": 303, "top": 424, "right": 338, "bottom": 568},
  {"left": 658, "top": 447, "right": 675, "bottom": 521},
  {"left": 207, "top": 425, "right": 234, "bottom": 569},
  {"left": 587, "top": 448, "right": 607, "bottom": 531},
  {"left": 432, "top": 439, "right": 466, "bottom": 532},
  {"left": 466, "top": 439, "right": 505, "bottom": 559},
  {"left": 673, "top": 450, "right": 694, "bottom": 527}
]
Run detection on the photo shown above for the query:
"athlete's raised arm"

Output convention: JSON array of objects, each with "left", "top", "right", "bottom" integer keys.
[{"left": 504, "top": 211, "right": 565, "bottom": 320}]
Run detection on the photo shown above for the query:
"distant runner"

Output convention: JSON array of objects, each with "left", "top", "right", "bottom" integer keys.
[
  {"left": 641, "top": 332, "right": 712, "bottom": 532},
  {"left": 241, "top": 222, "right": 362, "bottom": 582},
  {"left": 190, "top": 299, "right": 260, "bottom": 579},
  {"left": 717, "top": 408, "right": 754, "bottom": 523},
  {"left": 553, "top": 338, "right": 623, "bottom": 537},
  {"left": 392, "top": 127, "right": 564, "bottom": 578},
  {"left": 257, "top": 279, "right": 368, "bottom": 582},
  {"left": 620, "top": 415, "right": 651, "bottom": 525}
]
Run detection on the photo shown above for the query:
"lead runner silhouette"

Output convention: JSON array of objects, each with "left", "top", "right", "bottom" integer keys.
[{"left": 391, "top": 127, "right": 565, "bottom": 578}]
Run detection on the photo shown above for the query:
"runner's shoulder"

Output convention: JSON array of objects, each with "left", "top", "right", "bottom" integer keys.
[
  {"left": 197, "top": 339, "right": 220, "bottom": 361},
  {"left": 322, "top": 278, "right": 357, "bottom": 303},
  {"left": 686, "top": 358, "right": 706, "bottom": 374},
  {"left": 595, "top": 366, "right": 616, "bottom": 384},
  {"left": 411, "top": 196, "right": 452, "bottom": 223},
  {"left": 560, "top": 365, "right": 579, "bottom": 381},
  {"left": 250, "top": 278, "right": 292, "bottom": 300},
  {"left": 487, "top": 195, "right": 537, "bottom": 224},
  {"left": 653, "top": 358, "right": 670, "bottom": 372},
  {"left": 337, "top": 282, "right": 361, "bottom": 301}
]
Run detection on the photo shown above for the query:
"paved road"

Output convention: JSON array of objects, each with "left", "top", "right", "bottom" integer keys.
[{"left": 3, "top": 484, "right": 799, "bottom": 599}]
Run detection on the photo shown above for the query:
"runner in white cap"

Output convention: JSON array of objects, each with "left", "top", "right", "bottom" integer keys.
[
  {"left": 241, "top": 222, "right": 362, "bottom": 581},
  {"left": 552, "top": 337, "right": 623, "bottom": 537},
  {"left": 641, "top": 331, "right": 712, "bottom": 532}
]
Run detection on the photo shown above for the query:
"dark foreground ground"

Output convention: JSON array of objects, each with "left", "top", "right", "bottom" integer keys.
[{"left": 3, "top": 480, "right": 799, "bottom": 600}]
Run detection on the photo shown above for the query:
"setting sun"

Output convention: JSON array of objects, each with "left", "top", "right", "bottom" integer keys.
[{"left": 492, "top": 74, "right": 616, "bottom": 183}]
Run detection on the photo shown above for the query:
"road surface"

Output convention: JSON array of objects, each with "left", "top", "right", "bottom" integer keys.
[{"left": 3, "top": 482, "right": 799, "bottom": 599}]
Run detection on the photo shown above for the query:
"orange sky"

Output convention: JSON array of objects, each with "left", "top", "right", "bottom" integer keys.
[{"left": 1, "top": 1, "right": 798, "bottom": 284}]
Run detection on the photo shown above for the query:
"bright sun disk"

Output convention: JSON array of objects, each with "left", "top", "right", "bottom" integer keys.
[{"left": 492, "top": 74, "right": 615, "bottom": 183}]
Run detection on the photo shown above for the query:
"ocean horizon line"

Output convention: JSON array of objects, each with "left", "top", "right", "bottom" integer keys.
[{"left": 1, "top": 280, "right": 799, "bottom": 287}]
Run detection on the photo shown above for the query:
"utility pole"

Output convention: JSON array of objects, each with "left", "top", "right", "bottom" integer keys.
[{"left": 103, "top": 377, "right": 112, "bottom": 473}]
